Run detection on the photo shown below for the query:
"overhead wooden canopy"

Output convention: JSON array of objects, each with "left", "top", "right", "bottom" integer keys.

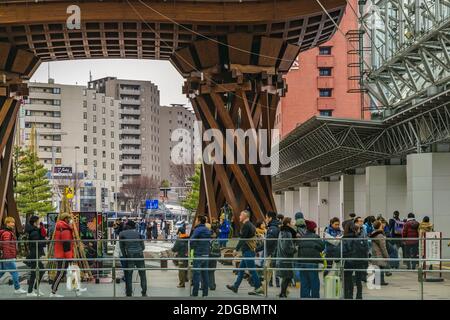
[{"left": 0, "top": 0, "right": 346, "bottom": 61}]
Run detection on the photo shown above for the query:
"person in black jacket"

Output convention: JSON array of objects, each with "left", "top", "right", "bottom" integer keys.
[
  {"left": 276, "top": 217, "right": 297, "bottom": 298},
  {"left": 119, "top": 220, "right": 147, "bottom": 297},
  {"left": 297, "top": 220, "right": 324, "bottom": 299},
  {"left": 343, "top": 220, "right": 369, "bottom": 300},
  {"left": 25, "top": 215, "right": 47, "bottom": 296},
  {"left": 263, "top": 211, "right": 280, "bottom": 290},
  {"left": 226, "top": 210, "right": 264, "bottom": 296},
  {"left": 171, "top": 227, "right": 189, "bottom": 288},
  {"left": 190, "top": 215, "right": 212, "bottom": 297}
]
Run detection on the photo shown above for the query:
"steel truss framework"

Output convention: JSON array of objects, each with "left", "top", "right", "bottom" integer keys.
[
  {"left": 362, "top": 0, "right": 450, "bottom": 110},
  {"left": 273, "top": 89, "right": 450, "bottom": 191}
]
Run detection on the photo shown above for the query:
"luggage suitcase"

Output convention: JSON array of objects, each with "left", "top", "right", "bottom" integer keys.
[{"left": 324, "top": 274, "right": 341, "bottom": 299}]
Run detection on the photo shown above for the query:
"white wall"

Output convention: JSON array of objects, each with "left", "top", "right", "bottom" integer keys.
[
  {"left": 354, "top": 174, "right": 366, "bottom": 217},
  {"left": 366, "top": 165, "right": 406, "bottom": 216},
  {"left": 407, "top": 153, "right": 450, "bottom": 258},
  {"left": 328, "top": 181, "right": 340, "bottom": 222}
]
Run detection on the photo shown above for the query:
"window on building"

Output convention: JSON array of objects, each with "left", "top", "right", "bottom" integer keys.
[
  {"left": 102, "top": 151, "right": 106, "bottom": 158},
  {"left": 93, "top": 160, "right": 97, "bottom": 167},
  {"left": 93, "top": 115, "right": 97, "bottom": 122},
  {"left": 93, "top": 149, "right": 97, "bottom": 156},
  {"left": 83, "top": 100, "right": 87, "bottom": 108},
  {"left": 319, "top": 67, "right": 332, "bottom": 76},
  {"left": 102, "top": 96, "right": 105, "bottom": 103},
  {"left": 84, "top": 159, "right": 88, "bottom": 165},
  {"left": 111, "top": 142, "right": 114, "bottom": 149},
  {"left": 103, "top": 173, "right": 106, "bottom": 181},
  {"left": 83, "top": 112, "right": 87, "bottom": 119},
  {"left": 53, "top": 88, "right": 61, "bottom": 94},
  {"left": 111, "top": 132, "right": 114, "bottom": 138},
  {"left": 110, "top": 110, "right": 114, "bottom": 117},
  {"left": 93, "top": 126, "right": 97, "bottom": 133},
  {"left": 319, "top": 46, "right": 332, "bottom": 55},
  {"left": 103, "top": 162, "right": 106, "bottom": 169},
  {"left": 320, "top": 110, "right": 333, "bottom": 117},
  {"left": 319, "top": 89, "right": 333, "bottom": 97},
  {"left": 102, "top": 107, "right": 105, "bottom": 114},
  {"left": 84, "top": 146, "right": 87, "bottom": 154},
  {"left": 111, "top": 153, "right": 115, "bottom": 160},
  {"left": 84, "top": 135, "right": 87, "bottom": 142},
  {"left": 84, "top": 123, "right": 87, "bottom": 131},
  {"left": 93, "top": 137, "right": 97, "bottom": 145},
  {"left": 102, "top": 118, "right": 106, "bottom": 125},
  {"left": 102, "top": 129, "right": 106, "bottom": 136},
  {"left": 93, "top": 104, "right": 96, "bottom": 111}
]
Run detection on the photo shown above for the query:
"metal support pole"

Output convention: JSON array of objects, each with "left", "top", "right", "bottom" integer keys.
[
  {"left": 419, "top": 236, "right": 424, "bottom": 300},
  {"left": 264, "top": 237, "right": 268, "bottom": 298}
]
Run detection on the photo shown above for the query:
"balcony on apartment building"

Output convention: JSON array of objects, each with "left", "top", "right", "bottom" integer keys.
[
  {"left": 122, "top": 168, "right": 141, "bottom": 175},
  {"left": 24, "top": 104, "right": 61, "bottom": 112},
  {"left": 121, "top": 158, "right": 141, "bottom": 165},
  {"left": 120, "top": 97, "right": 141, "bottom": 105},
  {"left": 24, "top": 115, "right": 61, "bottom": 124},
  {"left": 121, "top": 138, "right": 141, "bottom": 145},
  {"left": 121, "top": 148, "right": 141, "bottom": 155},
  {"left": 120, "top": 108, "right": 141, "bottom": 116},
  {"left": 119, "top": 87, "right": 141, "bottom": 95},
  {"left": 120, "top": 118, "right": 141, "bottom": 125},
  {"left": 121, "top": 128, "right": 141, "bottom": 135}
]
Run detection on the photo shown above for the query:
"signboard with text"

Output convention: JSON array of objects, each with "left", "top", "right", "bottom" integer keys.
[
  {"left": 425, "top": 232, "right": 441, "bottom": 267},
  {"left": 145, "top": 199, "right": 159, "bottom": 210},
  {"left": 53, "top": 166, "right": 73, "bottom": 177}
]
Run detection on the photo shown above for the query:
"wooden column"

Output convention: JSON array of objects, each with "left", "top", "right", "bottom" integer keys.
[
  {"left": 171, "top": 35, "right": 299, "bottom": 224},
  {"left": 1, "top": 43, "right": 40, "bottom": 229}
]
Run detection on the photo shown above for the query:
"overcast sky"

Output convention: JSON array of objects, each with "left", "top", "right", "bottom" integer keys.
[{"left": 30, "top": 59, "right": 189, "bottom": 107}]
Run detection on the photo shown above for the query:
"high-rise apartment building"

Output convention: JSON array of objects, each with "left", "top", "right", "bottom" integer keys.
[
  {"left": 159, "top": 104, "right": 195, "bottom": 185},
  {"left": 21, "top": 81, "right": 122, "bottom": 212},
  {"left": 81, "top": 88, "right": 122, "bottom": 212},
  {"left": 276, "top": 0, "right": 368, "bottom": 138},
  {"left": 88, "top": 77, "right": 161, "bottom": 182}
]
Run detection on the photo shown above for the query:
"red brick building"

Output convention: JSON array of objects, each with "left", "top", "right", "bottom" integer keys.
[{"left": 276, "top": 0, "right": 368, "bottom": 138}]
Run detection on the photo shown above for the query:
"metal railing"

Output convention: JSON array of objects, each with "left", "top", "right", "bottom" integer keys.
[{"left": 0, "top": 236, "right": 448, "bottom": 299}]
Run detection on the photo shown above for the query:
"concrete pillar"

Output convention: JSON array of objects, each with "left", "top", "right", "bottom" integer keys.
[
  {"left": 340, "top": 174, "right": 355, "bottom": 222},
  {"left": 407, "top": 153, "right": 450, "bottom": 257},
  {"left": 299, "top": 187, "right": 310, "bottom": 218},
  {"left": 317, "top": 181, "right": 329, "bottom": 230},
  {"left": 366, "top": 165, "right": 406, "bottom": 217},
  {"left": 293, "top": 190, "right": 300, "bottom": 214},
  {"left": 284, "top": 190, "right": 295, "bottom": 218},
  {"left": 273, "top": 193, "right": 283, "bottom": 213}
]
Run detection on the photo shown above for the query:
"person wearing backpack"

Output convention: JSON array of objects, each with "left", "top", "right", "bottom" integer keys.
[
  {"left": 208, "top": 226, "right": 221, "bottom": 291},
  {"left": 402, "top": 213, "right": 420, "bottom": 270},
  {"left": 25, "top": 215, "right": 47, "bottom": 296},
  {"left": 388, "top": 211, "right": 403, "bottom": 266},
  {"left": 297, "top": 220, "right": 324, "bottom": 299},
  {"left": 171, "top": 227, "right": 189, "bottom": 288},
  {"left": 0, "top": 217, "right": 27, "bottom": 294},
  {"left": 323, "top": 217, "right": 343, "bottom": 276},
  {"left": 263, "top": 211, "right": 280, "bottom": 290},
  {"left": 190, "top": 215, "right": 211, "bottom": 297},
  {"left": 343, "top": 221, "right": 369, "bottom": 300},
  {"left": 275, "top": 217, "right": 297, "bottom": 298},
  {"left": 226, "top": 210, "right": 264, "bottom": 296}
]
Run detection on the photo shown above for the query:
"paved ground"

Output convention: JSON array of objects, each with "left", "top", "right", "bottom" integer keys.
[
  {"left": 1, "top": 263, "right": 449, "bottom": 300},
  {"left": 1, "top": 241, "right": 449, "bottom": 300}
]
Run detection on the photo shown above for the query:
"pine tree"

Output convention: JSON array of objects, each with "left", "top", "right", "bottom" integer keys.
[
  {"left": 14, "top": 147, "right": 54, "bottom": 220},
  {"left": 181, "top": 165, "right": 201, "bottom": 218}
]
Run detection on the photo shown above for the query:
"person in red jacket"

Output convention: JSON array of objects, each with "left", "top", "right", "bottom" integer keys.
[
  {"left": 0, "top": 217, "right": 27, "bottom": 294},
  {"left": 402, "top": 213, "right": 420, "bottom": 270},
  {"left": 50, "top": 213, "right": 74, "bottom": 297}
]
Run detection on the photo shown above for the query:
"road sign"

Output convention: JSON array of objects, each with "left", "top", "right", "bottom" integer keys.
[
  {"left": 145, "top": 199, "right": 158, "bottom": 210},
  {"left": 65, "top": 187, "right": 74, "bottom": 199}
]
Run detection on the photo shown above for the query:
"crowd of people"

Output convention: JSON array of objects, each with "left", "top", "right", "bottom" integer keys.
[
  {"left": 170, "top": 210, "right": 436, "bottom": 299},
  {"left": 0, "top": 209, "right": 438, "bottom": 299}
]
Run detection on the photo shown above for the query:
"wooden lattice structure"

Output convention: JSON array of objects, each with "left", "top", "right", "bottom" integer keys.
[{"left": 1, "top": 0, "right": 347, "bottom": 229}]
